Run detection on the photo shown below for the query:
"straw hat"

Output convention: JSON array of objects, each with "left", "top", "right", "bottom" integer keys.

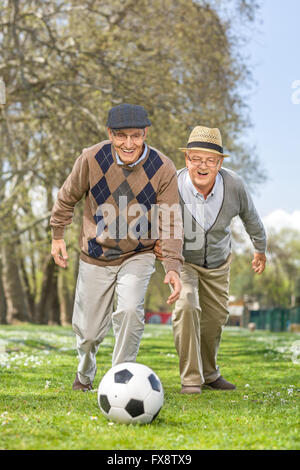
[{"left": 179, "top": 126, "right": 229, "bottom": 157}]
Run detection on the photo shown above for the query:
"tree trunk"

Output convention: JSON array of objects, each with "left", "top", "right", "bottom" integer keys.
[
  {"left": 19, "top": 257, "right": 35, "bottom": 322},
  {"left": 1, "top": 243, "right": 30, "bottom": 323},
  {"left": 38, "top": 254, "right": 61, "bottom": 325},
  {"left": 0, "top": 260, "right": 7, "bottom": 324}
]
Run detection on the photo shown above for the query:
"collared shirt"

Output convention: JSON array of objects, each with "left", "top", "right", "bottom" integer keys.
[
  {"left": 178, "top": 167, "right": 224, "bottom": 231},
  {"left": 116, "top": 144, "right": 148, "bottom": 167}
]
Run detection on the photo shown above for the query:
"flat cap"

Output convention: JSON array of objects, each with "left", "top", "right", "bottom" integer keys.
[{"left": 106, "top": 103, "right": 152, "bottom": 129}]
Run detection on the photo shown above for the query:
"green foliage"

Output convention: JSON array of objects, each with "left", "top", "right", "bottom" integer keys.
[
  {"left": 230, "top": 228, "right": 300, "bottom": 308},
  {"left": 145, "top": 261, "right": 172, "bottom": 312},
  {"left": 0, "top": 324, "right": 299, "bottom": 450},
  {"left": 0, "top": 0, "right": 263, "bottom": 232},
  {"left": 0, "top": 0, "right": 264, "bottom": 323}
]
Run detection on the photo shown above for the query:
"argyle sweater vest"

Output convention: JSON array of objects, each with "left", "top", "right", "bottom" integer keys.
[{"left": 50, "top": 140, "right": 184, "bottom": 274}]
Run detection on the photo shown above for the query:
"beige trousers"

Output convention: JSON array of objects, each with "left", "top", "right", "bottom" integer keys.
[
  {"left": 172, "top": 255, "right": 232, "bottom": 386},
  {"left": 72, "top": 253, "right": 156, "bottom": 385}
]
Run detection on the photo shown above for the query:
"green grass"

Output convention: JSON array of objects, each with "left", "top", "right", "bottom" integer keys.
[{"left": 0, "top": 324, "right": 299, "bottom": 450}]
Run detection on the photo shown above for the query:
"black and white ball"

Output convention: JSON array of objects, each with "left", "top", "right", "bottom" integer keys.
[{"left": 98, "top": 362, "right": 164, "bottom": 424}]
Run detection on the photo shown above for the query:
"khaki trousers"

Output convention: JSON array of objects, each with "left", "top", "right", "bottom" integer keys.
[
  {"left": 172, "top": 255, "right": 232, "bottom": 386},
  {"left": 72, "top": 253, "right": 156, "bottom": 385}
]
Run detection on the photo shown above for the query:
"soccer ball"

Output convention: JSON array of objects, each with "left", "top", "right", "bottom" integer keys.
[{"left": 98, "top": 362, "right": 164, "bottom": 424}]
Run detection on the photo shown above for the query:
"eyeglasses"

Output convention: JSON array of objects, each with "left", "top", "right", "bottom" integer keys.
[
  {"left": 187, "top": 155, "right": 220, "bottom": 167},
  {"left": 111, "top": 130, "right": 145, "bottom": 144}
]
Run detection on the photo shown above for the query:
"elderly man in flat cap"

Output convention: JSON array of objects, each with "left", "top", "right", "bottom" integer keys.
[
  {"left": 155, "top": 126, "right": 267, "bottom": 394},
  {"left": 50, "top": 103, "right": 183, "bottom": 391}
]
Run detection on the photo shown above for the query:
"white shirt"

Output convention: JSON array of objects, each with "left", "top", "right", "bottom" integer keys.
[{"left": 177, "top": 167, "right": 224, "bottom": 231}]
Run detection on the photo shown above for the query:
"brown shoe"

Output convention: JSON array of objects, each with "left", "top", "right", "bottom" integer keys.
[
  {"left": 180, "top": 385, "right": 202, "bottom": 394},
  {"left": 72, "top": 373, "right": 93, "bottom": 392},
  {"left": 204, "top": 376, "right": 236, "bottom": 390}
]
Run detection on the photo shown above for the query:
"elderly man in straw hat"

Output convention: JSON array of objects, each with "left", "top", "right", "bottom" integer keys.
[{"left": 155, "top": 126, "right": 267, "bottom": 394}]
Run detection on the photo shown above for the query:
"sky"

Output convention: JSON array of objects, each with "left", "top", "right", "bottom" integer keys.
[{"left": 242, "top": 0, "right": 300, "bottom": 229}]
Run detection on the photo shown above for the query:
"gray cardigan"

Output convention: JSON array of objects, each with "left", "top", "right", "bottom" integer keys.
[{"left": 178, "top": 167, "right": 267, "bottom": 268}]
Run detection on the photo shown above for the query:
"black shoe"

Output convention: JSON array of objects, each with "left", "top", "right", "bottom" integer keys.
[
  {"left": 72, "top": 373, "right": 93, "bottom": 392},
  {"left": 204, "top": 376, "right": 236, "bottom": 390}
]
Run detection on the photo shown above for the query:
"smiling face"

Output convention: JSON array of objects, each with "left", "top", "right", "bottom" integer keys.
[
  {"left": 185, "top": 149, "right": 224, "bottom": 198},
  {"left": 108, "top": 127, "right": 148, "bottom": 165}
]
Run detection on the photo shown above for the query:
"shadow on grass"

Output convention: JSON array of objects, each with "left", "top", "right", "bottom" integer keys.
[
  {"left": 3, "top": 339, "right": 80, "bottom": 357},
  {"left": 219, "top": 347, "right": 283, "bottom": 358}
]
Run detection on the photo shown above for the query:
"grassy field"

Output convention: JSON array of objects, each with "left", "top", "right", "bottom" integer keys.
[{"left": 0, "top": 324, "right": 299, "bottom": 450}]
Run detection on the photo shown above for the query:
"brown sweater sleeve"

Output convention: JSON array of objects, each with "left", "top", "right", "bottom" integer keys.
[
  {"left": 156, "top": 161, "right": 184, "bottom": 275},
  {"left": 50, "top": 151, "right": 89, "bottom": 239}
]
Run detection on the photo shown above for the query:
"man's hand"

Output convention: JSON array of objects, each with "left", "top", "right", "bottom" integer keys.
[
  {"left": 154, "top": 239, "right": 164, "bottom": 261},
  {"left": 164, "top": 270, "right": 181, "bottom": 305},
  {"left": 155, "top": 241, "right": 181, "bottom": 304},
  {"left": 51, "top": 239, "right": 68, "bottom": 269},
  {"left": 251, "top": 252, "right": 266, "bottom": 275}
]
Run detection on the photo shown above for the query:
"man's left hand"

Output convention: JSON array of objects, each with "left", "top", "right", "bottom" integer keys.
[
  {"left": 251, "top": 252, "right": 267, "bottom": 274},
  {"left": 164, "top": 270, "right": 182, "bottom": 305}
]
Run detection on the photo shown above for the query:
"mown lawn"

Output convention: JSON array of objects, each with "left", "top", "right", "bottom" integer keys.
[{"left": 0, "top": 324, "right": 299, "bottom": 450}]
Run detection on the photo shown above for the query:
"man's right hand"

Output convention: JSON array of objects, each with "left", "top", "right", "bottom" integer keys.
[
  {"left": 154, "top": 239, "right": 164, "bottom": 261},
  {"left": 51, "top": 239, "right": 68, "bottom": 268}
]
